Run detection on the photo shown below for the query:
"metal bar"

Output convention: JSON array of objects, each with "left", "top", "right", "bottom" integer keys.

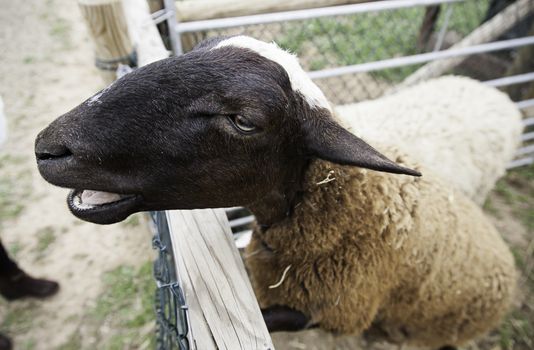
[
  {"left": 152, "top": 9, "right": 174, "bottom": 25},
  {"left": 151, "top": 9, "right": 166, "bottom": 20},
  {"left": 234, "top": 230, "right": 253, "bottom": 249},
  {"left": 484, "top": 72, "right": 534, "bottom": 88},
  {"left": 229, "top": 215, "right": 255, "bottom": 228},
  {"left": 522, "top": 131, "right": 534, "bottom": 142},
  {"left": 225, "top": 206, "right": 244, "bottom": 214},
  {"left": 507, "top": 157, "right": 534, "bottom": 169},
  {"left": 433, "top": 4, "right": 453, "bottom": 52},
  {"left": 308, "top": 37, "right": 534, "bottom": 79},
  {"left": 516, "top": 98, "right": 534, "bottom": 110},
  {"left": 175, "top": 0, "right": 464, "bottom": 33},
  {"left": 524, "top": 118, "right": 534, "bottom": 127},
  {"left": 163, "top": 0, "right": 183, "bottom": 55},
  {"left": 517, "top": 144, "right": 534, "bottom": 156}
]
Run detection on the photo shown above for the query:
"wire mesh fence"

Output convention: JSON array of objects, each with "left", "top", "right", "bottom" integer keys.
[
  {"left": 151, "top": 211, "right": 190, "bottom": 350},
  {"left": 177, "top": 0, "right": 532, "bottom": 104}
]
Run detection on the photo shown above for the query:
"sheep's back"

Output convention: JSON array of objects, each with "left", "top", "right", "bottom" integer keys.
[
  {"left": 384, "top": 166, "right": 517, "bottom": 346},
  {"left": 366, "top": 145, "right": 518, "bottom": 346},
  {"left": 335, "top": 76, "right": 523, "bottom": 205}
]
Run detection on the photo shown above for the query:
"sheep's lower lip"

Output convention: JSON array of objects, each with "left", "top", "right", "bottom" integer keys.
[{"left": 67, "top": 189, "right": 142, "bottom": 225}]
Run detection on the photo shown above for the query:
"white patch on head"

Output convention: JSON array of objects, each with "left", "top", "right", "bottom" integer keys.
[
  {"left": 87, "top": 91, "right": 104, "bottom": 106},
  {"left": 87, "top": 80, "right": 116, "bottom": 106},
  {"left": 214, "top": 36, "right": 331, "bottom": 111}
]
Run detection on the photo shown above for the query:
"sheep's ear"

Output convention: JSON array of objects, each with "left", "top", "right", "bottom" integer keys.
[{"left": 304, "top": 118, "right": 421, "bottom": 176}]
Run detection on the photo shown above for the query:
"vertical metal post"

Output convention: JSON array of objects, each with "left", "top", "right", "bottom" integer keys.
[{"left": 163, "top": 0, "right": 184, "bottom": 55}]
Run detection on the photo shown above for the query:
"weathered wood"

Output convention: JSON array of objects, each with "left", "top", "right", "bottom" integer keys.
[
  {"left": 400, "top": 0, "right": 534, "bottom": 87},
  {"left": 168, "top": 209, "right": 274, "bottom": 350},
  {"left": 147, "top": 0, "right": 164, "bottom": 13},
  {"left": 416, "top": 5, "right": 441, "bottom": 52},
  {"left": 504, "top": 21, "right": 534, "bottom": 101},
  {"left": 123, "top": 0, "right": 169, "bottom": 66},
  {"left": 78, "top": 0, "right": 135, "bottom": 84},
  {"left": 175, "top": 0, "right": 373, "bottom": 22}
]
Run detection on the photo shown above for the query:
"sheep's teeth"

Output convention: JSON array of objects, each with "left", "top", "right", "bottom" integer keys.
[{"left": 81, "top": 190, "right": 121, "bottom": 205}]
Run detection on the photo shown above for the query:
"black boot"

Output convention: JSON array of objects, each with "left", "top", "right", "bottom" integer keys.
[
  {"left": 0, "top": 271, "right": 59, "bottom": 301},
  {"left": 0, "top": 333, "right": 12, "bottom": 350}
]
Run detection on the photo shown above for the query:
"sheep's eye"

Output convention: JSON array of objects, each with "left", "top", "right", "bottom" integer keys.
[{"left": 229, "top": 115, "right": 256, "bottom": 133}]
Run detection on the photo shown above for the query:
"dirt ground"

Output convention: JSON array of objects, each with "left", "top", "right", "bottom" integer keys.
[
  {"left": 0, "top": 0, "right": 532, "bottom": 349},
  {"left": 0, "top": 0, "right": 154, "bottom": 349}
]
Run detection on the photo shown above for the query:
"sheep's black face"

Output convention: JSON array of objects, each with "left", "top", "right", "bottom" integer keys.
[
  {"left": 35, "top": 36, "right": 419, "bottom": 225},
  {"left": 35, "top": 42, "right": 310, "bottom": 224}
]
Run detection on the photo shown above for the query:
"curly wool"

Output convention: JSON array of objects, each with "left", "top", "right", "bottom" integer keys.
[
  {"left": 335, "top": 76, "right": 522, "bottom": 205},
  {"left": 245, "top": 145, "right": 517, "bottom": 348}
]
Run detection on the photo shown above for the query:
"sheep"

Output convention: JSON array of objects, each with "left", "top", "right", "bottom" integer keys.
[
  {"left": 336, "top": 76, "right": 523, "bottom": 205},
  {"left": 34, "top": 35, "right": 517, "bottom": 349},
  {"left": 246, "top": 150, "right": 517, "bottom": 348}
]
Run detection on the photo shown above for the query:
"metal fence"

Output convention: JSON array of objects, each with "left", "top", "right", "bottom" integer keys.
[
  {"left": 149, "top": 0, "right": 534, "bottom": 348},
  {"left": 151, "top": 211, "right": 191, "bottom": 350}
]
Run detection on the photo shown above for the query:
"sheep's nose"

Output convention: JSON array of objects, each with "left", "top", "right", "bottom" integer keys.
[{"left": 35, "top": 137, "right": 72, "bottom": 161}]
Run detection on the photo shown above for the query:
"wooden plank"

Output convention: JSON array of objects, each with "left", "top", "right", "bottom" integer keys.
[
  {"left": 167, "top": 209, "right": 273, "bottom": 350},
  {"left": 78, "top": 0, "right": 135, "bottom": 84},
  {"left": 175, "top": 0, "right": 372, "bottom": 22},
  {"left": 122, "top": 0, "right": 169, "bottom": 66},
  {"left": 167, "top": 212, "right": 217, "bottom": 350}
]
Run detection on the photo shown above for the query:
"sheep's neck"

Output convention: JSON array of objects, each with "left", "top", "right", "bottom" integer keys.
[{"left": 247, "top": 160, "right": 309, "bottom": 227}]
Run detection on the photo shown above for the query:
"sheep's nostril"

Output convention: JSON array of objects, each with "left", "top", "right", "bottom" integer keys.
[{"left": 35, "top": 144, "right": 73, "bottom": 161}]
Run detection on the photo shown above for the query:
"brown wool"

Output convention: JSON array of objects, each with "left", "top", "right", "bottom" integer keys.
[{"left": 245, "top": 145, "right": 517, "bottom": 348}]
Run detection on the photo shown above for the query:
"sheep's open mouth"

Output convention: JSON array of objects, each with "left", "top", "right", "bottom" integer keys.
[{"left": 67, "top": 189, "right": 142, "bottom": 224}]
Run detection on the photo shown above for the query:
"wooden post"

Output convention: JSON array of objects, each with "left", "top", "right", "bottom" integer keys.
[
  {"left": 147, "top": 0, "right": 164, "bottom": 13},
  {"left": 416, "top": 5, "right": 441, "bottom": 52},
  {"left": 504, "top": 21, "right": 534, "bottom": 101},
  {"left": 122, "top": 0, "right": 169, "bottom": 66},
  {"left": 78, "top": 0, "right": 135, "bottom": 84},
  {"left": 400, "top": 0, "right": 534, "bottom": 87}
]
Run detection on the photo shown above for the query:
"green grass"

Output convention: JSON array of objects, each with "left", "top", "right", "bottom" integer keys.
[
  {"left": 58, "top": 262, "right": 156, "bottom": 349},
  {"left": 47, "top": 11, "right": 73, "bottom": 50},
  {"left": 8, "top": 241, "right": 24, "bottom": 259},
  {"left": 34, "top": 226, "right": 57, "bottom": 255},
  {"left": 57, "top": 333, "right": 82, "bottom": 350},
  {"left": 488, "top": 164, "right": 534, "bottom": 350},
  {"left": 500, "top": 165, "right": 534, "bottom": 231},
  {"left": 121, "top": 214, "right": 141, "bottom": 228},
  {"left": 0, "top": 301, "right": 41, "bottom": 335},
  {"left": 276, "top": 1, "right": 489, "bottom": 82},
  {"left": 22, "top": 56, "right": 35, "bottom": 64},
  {"left": 0, "top": 154, "right": 30, "bottom": 226}
]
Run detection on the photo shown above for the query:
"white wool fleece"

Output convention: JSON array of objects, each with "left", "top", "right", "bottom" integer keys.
[{"left": 336, "top": 76, "right": 523, "bottom": 205}]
